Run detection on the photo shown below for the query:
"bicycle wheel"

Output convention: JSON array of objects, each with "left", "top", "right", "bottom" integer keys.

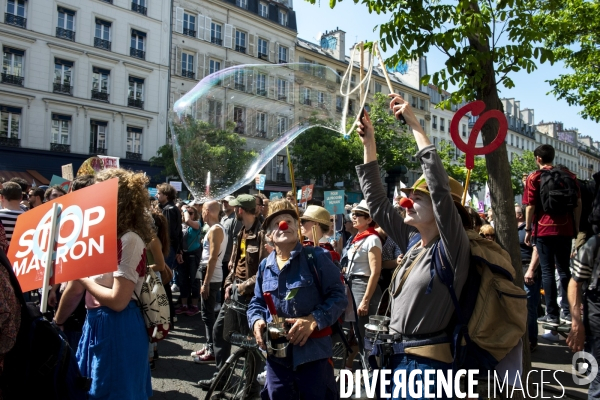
[{"left": 206, "top": 348, "right": 257, "bottom": 400}]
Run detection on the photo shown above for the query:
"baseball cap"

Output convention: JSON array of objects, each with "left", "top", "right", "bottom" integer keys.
[
  {"left": 228, "top": 194, "right": 256, "bottom": 210},
  {"left": 223, "top": 195, "right": 235, "bottom": 202}
]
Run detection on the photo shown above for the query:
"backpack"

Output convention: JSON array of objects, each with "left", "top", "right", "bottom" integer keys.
[
  {"left": 539, "top": 167, "right": 578, "bottom": 215},
  {"left": 134, "top": 264, "right": 171, "bottom": 343},
  {"left": 0, "top": 251, "right": 91, "bottom": 400},
  {"left": 433, "top": 230, "right": 527, "bottom": 371}
]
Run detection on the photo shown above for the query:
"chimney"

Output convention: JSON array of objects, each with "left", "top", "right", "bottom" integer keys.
[{"left": 321, "top": 28, "right": 345, "bottom": 62}]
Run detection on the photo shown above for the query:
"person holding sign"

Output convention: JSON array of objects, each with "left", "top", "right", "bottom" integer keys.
[{"left": 54, "top": 169, "right": 153, "bottom": 400}]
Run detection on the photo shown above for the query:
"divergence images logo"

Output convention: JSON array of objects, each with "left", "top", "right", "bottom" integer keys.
[{"left": 572, "top": 351, "right": 598, "bottom": 386}]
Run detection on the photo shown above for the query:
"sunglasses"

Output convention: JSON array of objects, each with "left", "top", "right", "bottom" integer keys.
[{"left": 352, "top": 213, "right": 368, "bottom": 218}]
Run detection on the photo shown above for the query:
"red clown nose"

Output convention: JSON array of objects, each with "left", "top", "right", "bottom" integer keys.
[
  {"left": 278, "top": 221, "right": 289, "bottom": 231},
  {"left": 399, "top": 197, "right": 414, "bottom": 209}
]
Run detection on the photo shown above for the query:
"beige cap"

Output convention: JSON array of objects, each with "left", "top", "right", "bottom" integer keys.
[{"left": 300, "top": 205, "right": 331, "bottom": 227}]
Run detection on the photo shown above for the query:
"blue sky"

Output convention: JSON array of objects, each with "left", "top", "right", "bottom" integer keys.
[{"left": 292, "top": 0, "right": 600, "bottom": 140}]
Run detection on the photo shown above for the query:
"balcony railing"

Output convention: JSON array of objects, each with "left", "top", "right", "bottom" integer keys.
[
  {"left": 276, "top": 173, "right": 286, "bottom": 182},
  {"left": 131, "top": 2, "right": 147, "bottom": 15},
  {"left": 91, "top": 89, "right": 109, "bottom": 102},
  {"left": 279, "top": 59, "right": 288, "bottom": 64},
  {"left": 89, "top": 145, "right": 106, "bottom": 155},
  {"left": 440, "top": 126, "right": 445, "bottom": 132},
  {"left": 336, "top": 106, "right": 343, "bottom": 113},
  {"left": 50, "top": 143, "right": 70, "bottom": 153},
  {"left": 234, "top": 83, "right": 245, "bottom": 91},
  {"left": 56, "top": 27, "right": 75, "bottom": 41},
  {"left": 126, "top": 151, "right": 142, "bottom": 160},
  {"left": 302, "top": 99, "right": 311, "bottom": 106},
  {"left": 211, "top": 36, "right": 222, "bottom": 46},
  {"left": 0, "top": 137, "right": 20, "bottom": 147},
  {"left": 1, "top": 73, "right": 24, "bottom": 86},
  {"left": 5, "top": 13, "right": 25, "bottom": 28},
  {"left": 278, "top": 94, "right": 287, "bottom": 101},
  {"left": 235, "top": 45, "right": 246, "bottom": 53},
  {"left": 183, "top": 28, "right": 196, "bottom": 37},
  {"left": 53, "top": 82, "right": 73, "bottom": 95},
  {"left": 258, "top": 52, "right": 268, "bottom": 60},
  {"left": 432, "top": 124, "right": 437, "bottom": 129},
  {"left": 128, "top": 97, "right": 144, "bottom": 109},
  {"left": 256, "top": 130, "right": 267, "bottom": 138},
  {"left": 94, "top": 37, "right": 111, "bottom": 51},
  {"left": 130, "top": 47, "right": 145, "bottom": 59},
  {"left": 181, "top": 70, "right": 195, "bottom": 79},
  {"left": 257, "top": 89, "right": 267, "bottom": 96}
]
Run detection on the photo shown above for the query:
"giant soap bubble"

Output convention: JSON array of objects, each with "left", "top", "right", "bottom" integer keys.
[{"left": 170, "top": 63, "right": 345, "bottom": 202}]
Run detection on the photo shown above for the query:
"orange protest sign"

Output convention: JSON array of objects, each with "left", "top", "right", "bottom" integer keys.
[{"left": 8, "top": 179, "right": 119, "bottom": 292}]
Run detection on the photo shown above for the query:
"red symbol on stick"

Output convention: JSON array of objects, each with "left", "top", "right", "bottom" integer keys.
[{"left": 450, "top": 101, "right": 508, "bottom": 169}]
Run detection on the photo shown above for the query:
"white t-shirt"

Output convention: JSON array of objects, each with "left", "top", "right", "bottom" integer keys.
[
  {"left": 85, "top": 231, "right": 146, "bottom": 309},
  {"left": 346, "top": 234, "right": 382, "bottom": 276},
  {"left": 200, "top": 224, "right": 228, "bottom": 284}
]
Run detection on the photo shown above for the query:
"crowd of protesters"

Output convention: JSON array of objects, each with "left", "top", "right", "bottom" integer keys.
[{"left": 1, "top": 92, "right": 600, "bottom": 400}]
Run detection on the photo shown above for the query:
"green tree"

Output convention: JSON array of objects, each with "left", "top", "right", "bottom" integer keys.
[
  {"left": 541, "top": 0, "right": 600, "bottom": 122},
  {"left": 436, "top": 141, "right": 488, "bottom": 192},
  {"left": 510, "top": 151, "right": 538, "bottom": 196},
  {"left": 149, "top": 130, "right": 180, "bottom": 180}
]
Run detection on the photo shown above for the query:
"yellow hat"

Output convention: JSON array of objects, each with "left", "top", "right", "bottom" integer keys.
[
  {"left": 300, "top": 205, "right": 331, "bottom": 227},
  {"left": 400, "top": 174, "right": 465, "bottom": 203}
]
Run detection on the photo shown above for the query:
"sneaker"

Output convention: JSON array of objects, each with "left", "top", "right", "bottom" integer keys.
[
  {"left": 193, "top": 352, "right": 216, "bottom": 364},
  {"left": 185, "top": 305, "right": 200, "bottom": 316},
  {"left": 175, "top": 305, "right": 189, "bottom": 315},
  {"left": 197, "top": 378, "right": 214, "bottom": 390},
  {"left": 541, "top": 331, "right": 560, "bottom": 342},
  {"left": 171, "top": 284, "right": 180, "bottom": 292},
  {"left": 537, "top": 314, "right": 559, "bottom": 326},
  {"left": 257, "top": 370, "right": 267, "bottom": 386},
  {"left": 190, "top": 346, "right": 207, "bottom": 358},
  {"left": 560, "top": 313, "right": 572, "bottom": 325}
]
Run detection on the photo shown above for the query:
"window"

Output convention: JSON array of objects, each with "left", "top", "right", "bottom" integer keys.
[
  {"left": 317, "top": 92, "right": 327, "bottom": 109},
  {"left": 181, "top": 52, "right": 194, "bottom": 79},
  {"left": 94, "top": 19, "right": 111, "bottom": 50},
  {"left": 256, "top": 73, "right": 267, "bottom": 96},
  {"left": 2, "top": 47, "right": 24, "bottom": 86},
  {"left": 234, "top": 70, "right": 245, "bottom": 91},
  {"left": 183, "top": 13, "right": 196, "bottom": 37},
  {"left": 5, "top": 0, "right": 26, "bottom": 28},
  {"left": 375, "top": 82, "right": 382, "bottom": 93},
  {"left": 433, "top": 136, "right": 438, "bottom": 147},
  {"left": 301, "top": 87, "right": 311, "bottom": 106},
  {"left": 420, "top": 119, "right": 425, "bottom": 130},
  {"left": 236, "top": 0, "right": 247, "bottom": 9},
  {"left": 131, "top": 0, "right": 147, "bottom": 15},
  {"left": 53, "top": 59, "right": 73, "bottom": 95},
  {"left": 233, "top": 106, "right": 245, "bottom": 134},
  {"left": 419, "top": 98, "right": 425, "bottom": 110},
  {"left": 259, "top": 2, "right": 268, "bottom": 17},
  {"left": 440, "top": 118, "right": 445, "bottom": 132},
  {"left": 278, "top": 46, "right": 288, "bottom": 63},
  {"left": 210, "top": 22, "right": 222, "bottom": 45},
  {"left": 56, "top": 7, "right": 75, "bottom": 41},
  {"left": 258, "top": 38, "right": 268, "bottom": 59},
  {"left": 350, "top": 74, "right": 356, "bottom": 88},
  {"left": 256, "top": 112, "right": 267, "bottom": 137},
  {"left": 336, "top": 70, "right": 343, "bottom": 84},
  {"left": 432, "top": 115, "right": 437, "bottom": 129},
  {"left": 336, "top": 96, "right": 343, "bottom": 112},
  {"left": 276, "top": 155, "right": 286, "bottom": 181},
  {"left": 510, "top": 134, "right": 513, "bottom": 146},
  {"left": 91, "top": 67, "right": 110, "bottom": 102},
  {"left": 130, "top": 30, "right": 146, "bottom": 59},
  {"left": 208, "top": 100, "right": 222, "bottom": 128},
  {"left": 235, "top": 31, "right": 246, "bottom": 53},
  {"left": 51, "top": 114, "right": 70, "bottom": 145},
  {"left": 90, "top": 121, "right": 107, "bottom": 154},
  {"left": 0, "top": 106, "right": 21, "bottom": 142},
  {"left": 462, "top": 124, "right": 467, "bottom": 137},
  {"left": 411, "top": 95, "right": 417, "bottom": 108},
  {"left": 209, "top": 59, "right": 221, "bottom": 75},
  {"left": 278, "top": 10, "right": 287, "bottom": 26},
  {"left": 348, "top": 99, "right": 355, "bottom": 114},
  {"left": 277, "top": 79, "right": 287, "bottom": 101},
  {"left": 126, "top": 127, "right": 142, "bottom": 158},
  {"left": 128, "top": 77, "right": 144, "bottom": 109},
  {"left": 277, "top": 116, "right": 287, "bottom": 136}
]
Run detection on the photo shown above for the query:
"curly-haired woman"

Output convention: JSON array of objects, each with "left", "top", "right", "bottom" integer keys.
[{"left": 55, "top": 168, "right": 153, "bottom": 400}]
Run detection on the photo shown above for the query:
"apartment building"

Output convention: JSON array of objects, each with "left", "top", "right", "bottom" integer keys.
[
  {"left": 0, "top": 0, "right": 170, "bottom": 178},
  {"left": 536, "top": 121, "right": 579, "bottom": 175},
  {"left": 578, "top": 135, "right": 600, "bottom": 181}
]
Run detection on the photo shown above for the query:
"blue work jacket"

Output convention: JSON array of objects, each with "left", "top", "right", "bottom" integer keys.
[{"left": 247, "top": 243, "right": 347, "bottom": 369}]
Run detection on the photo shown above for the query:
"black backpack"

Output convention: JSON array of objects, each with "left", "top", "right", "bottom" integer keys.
[
  {"left": 0, "top": 250, "right": 91, "bottom": 400},
  {"left": 539, "top": 167, "right": 578, "bottom": 215}
]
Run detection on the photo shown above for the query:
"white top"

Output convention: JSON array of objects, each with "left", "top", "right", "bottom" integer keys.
[
  {"left": 85, "top": 231, "right": 146, "bottom": 309},
  {"left": 201, "top": 224, "right": 228, "bottom": 283},
  {"left": 346, "top": 234, "right": 382, "bottom": 276}
]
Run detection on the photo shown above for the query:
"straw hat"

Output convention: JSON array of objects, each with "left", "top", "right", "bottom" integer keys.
[
  {"left": 301, "top": 205, "right": 331, "bottom": 227},
  {"left": 351, "top": 200, "right": 370, "bottom": 216},
  {"left": 400, "top": 174, "right": 464, "bottom": 203}
]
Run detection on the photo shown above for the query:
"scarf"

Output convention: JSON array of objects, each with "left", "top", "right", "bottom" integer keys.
[{"left": 351, "top": 227, "right": 380, "bottom": 244}]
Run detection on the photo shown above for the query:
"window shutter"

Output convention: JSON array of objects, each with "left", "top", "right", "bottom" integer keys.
[
  {"left": 175, "top": 8, "right": 184, "bottom": 34},
  {"left": 175, "top": 46, "right": 182, "bottom": 75},
  {"left": 248, "top": 34, "right": 255, "bottom": 57},
  {"left": 197, "top": 53, "right": 205, "bottom": 80},
  {"left": 268, "top": 113, "right": 275, "bottom": 138},
  {"left": 288, "top": 80, "right": 294, "bottom": 104},
  {"left": 268, "top": 75, "right": 275, "bottom": 99},
  {"left": 275, "top": 42, "right": 279, "bottom": 63},
  {"left": 204, "top": 17, "right": 212, "bottom": 41},
  {"left": 224, "top": 24, "right": 233, "bottom": 48},
  {"left": 197, "top": 15, "right": 205, "bottom": 40},
  {"left": 289, "top": 46, "right": 294, "bottom": 63},
  {"left": 246, "top": 68, "right": 254, "bottom": 94},
  {"left": 246, "top": 108, "right": 255, "bottom": 134},
  {"left": 254, "top": 34, "right": 259, "bottom": 57},
  {"left": 269, "top": 41, "right": 275, "bottom": 62},
  {"left": 202, "top": 100, "right": 209, "bottom": 120},
  {"left": 224, "top": 61, "right": 232, "bottom": 87}
]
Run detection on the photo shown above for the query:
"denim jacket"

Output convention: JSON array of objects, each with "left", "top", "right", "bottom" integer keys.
[{"left": 247, "top": 243, "right": 347, "bottom": 370}]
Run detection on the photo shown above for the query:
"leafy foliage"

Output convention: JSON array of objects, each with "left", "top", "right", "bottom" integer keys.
[
  {"left": 149, "top": 131, "right": 180, "bottom": 180},
  {"left": 436, "top": 141, "right": 488, "bottom": 191},
  {"left": 509, "top": 150, "right": 538, "bottom": 196}
]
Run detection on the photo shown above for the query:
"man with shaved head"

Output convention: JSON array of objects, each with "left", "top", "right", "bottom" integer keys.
[{"left": 193, "top": 200, "right": 229, "bottom": 363}]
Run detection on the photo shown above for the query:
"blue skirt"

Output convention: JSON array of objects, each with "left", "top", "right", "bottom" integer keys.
[{"left": 77, "top": 301, "right": 152, "bottom": 400}]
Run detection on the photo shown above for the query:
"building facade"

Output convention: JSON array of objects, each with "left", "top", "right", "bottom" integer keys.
[
  {"left": 578, "top": 135, "right": 600, "bottom": 181},
  {"left": 536, "top": 121, "right": 579, "bottom": 175}
]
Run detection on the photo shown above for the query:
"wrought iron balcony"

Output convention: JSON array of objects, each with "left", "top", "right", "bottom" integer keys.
[
  {"left": 91, "top": 89, "right": 109, "bottom": 102},
  {"left": 5, "top": 13, "right": 25, "bottom": 28},
  {"left": 130, "top": 47, "right": 145, "bottom": 59},
  {"left": 0, "top": 137, "right": 20, "bottom": 147},
  {"left": 56, "top": 27, "right": 75, "bottom": 41},
  {"left": 1, "top": 73, "right": 24, "bottom": 86},
  {"left": 276, "top": 173, "right": 286, "bottom": 182},
  {"left": 94, "top": 37, "right": 111, "bottom": 51},
  {"left": 128, "top": 97, "right": 144, "bottom": 109},
  {"left": 211, "top": 36, "right": 222, "bottom": 46},
  {"left": 302, "top": 98, "right": 311, "bottom": 106},
  {"left": 50, "top": 143, "right": 70, "bottom": 153},
  {"left": 183, "top": 28, "right": 196, "bottom": 37},
  {"left": 126, "top": 151, "right": 142, "bottom": 160},
  {"left": 234, "top": 83, "right": 245, "bottom": 91},
  {"left": 258, "top": 53, "right": 268, "bottom": 60},
  {"left": 336, "top": 106, "right": 343, "bottom": 113},
  {"left": 131, "top": 2, "right": 147, "bottom": 15},
  {"left": 257, "top": 89, "right": 267, "bottom": 96},
  {"left": 278, "top": 94, "right": 287, "bottom": 101},
  {"left": 235, "top": 45, "right": 246, "bottom": 53},
  {"left": 279, "top": 59, "right": 288, "bottom": 64},
  {"left": 53, "top": 82, "right": 73, "bottom": 95},
  {"left": 89, "top": 145, "right": 106, "bottom": 155},
  {"left": 432, "top": 124, "right": 437, "bottom": 129},
  {"left": 181, "top": 70, "right": 195, "bottom": 79},
  {"left": 256, "top": 130, "right": 267, "bottom": 138}
]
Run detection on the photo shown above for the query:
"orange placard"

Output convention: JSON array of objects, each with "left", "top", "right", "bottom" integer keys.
[{"left": 8, "top": 179, "right": 119, "bottom": 292}]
